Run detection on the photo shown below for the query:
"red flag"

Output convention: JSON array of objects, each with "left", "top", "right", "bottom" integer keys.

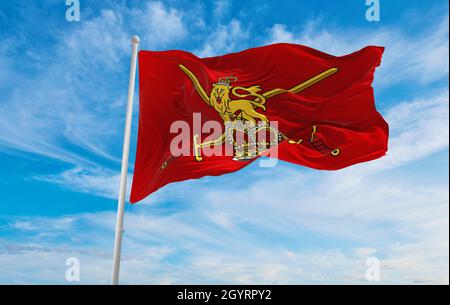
[{"left": 130, "top": 43, "right": 388, "bottom": 203}]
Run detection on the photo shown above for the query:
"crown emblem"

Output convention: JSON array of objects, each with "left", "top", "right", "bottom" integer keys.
[{"left": 217, "top": 76, "right": 238, "bottom": 86}]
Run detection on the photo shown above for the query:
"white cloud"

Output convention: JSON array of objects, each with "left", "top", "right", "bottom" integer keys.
[
  {"left": 0, "top": 2, "right": 239, "bottom": 168},
  {"left": 33, "top": 166, "right": 189, "bottom": 205},
  {"left": 213, "top": 0, "right": 231, "bottom": 19},
  {"left": 268, "top": 24, "right": 295, "bottom": 43},
  {"left": 0, "top": 2, "right": 190, "bottom": 167},
  {"left": 197, "top": 19, "right": 250, "bottom": 57},
  {"left": 376, "top": 90, "right": 449, "bottom": 169},
  {"left": 132, "top": 2, "right": 187, "bottom": 47},
  {"left": 341, "top": 89, "right": 449, "bottom": 174},
  {"left": 0, "top": 9, "right": 129, "bottom": 166},
  {"left": 2, "top": 165, "right": 448, "bottom": 284},
  {"left": 63, "top": 9, "right": 129, "bottom": 70},
  {"left": 267, "top": 14, "right": 449, "bottom": 86},
  {"left": 354, "top": 247, "right": 377, "bottom": 259},
  {"left": 10, "top": 217, "right": 75, "bottom": 233},
  {"left": 35, "top": 167, "right": 123, "bottom": 200}
]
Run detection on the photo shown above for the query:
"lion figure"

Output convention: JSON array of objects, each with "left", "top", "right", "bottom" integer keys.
[{"left": 209, "top": 83, "right": 269, "bottom": 123}]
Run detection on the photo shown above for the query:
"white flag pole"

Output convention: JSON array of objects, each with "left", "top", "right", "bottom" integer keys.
[{"left": 111, "top": 35, "right": 140, "bottom": 285}]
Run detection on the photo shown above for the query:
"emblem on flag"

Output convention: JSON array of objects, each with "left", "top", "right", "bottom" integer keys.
[{"left": 179, "top": 64, "right": 340, "bottom": 161}]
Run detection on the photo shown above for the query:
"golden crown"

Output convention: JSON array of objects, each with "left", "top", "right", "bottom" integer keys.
[{"left": 217, "top": 76, "right": 238, "bottom": 86}]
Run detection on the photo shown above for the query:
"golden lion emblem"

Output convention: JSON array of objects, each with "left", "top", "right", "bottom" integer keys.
[{"left": 210, "top": 78, "right": 269, "bottom": 123}]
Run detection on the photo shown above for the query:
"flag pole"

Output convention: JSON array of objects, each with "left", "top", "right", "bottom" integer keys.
[{"left": 111, "top": 35, "right": 140, "bottom": 285}]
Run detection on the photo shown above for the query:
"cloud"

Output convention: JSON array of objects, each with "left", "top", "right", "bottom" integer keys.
[
  {"left": 63, "top": 9, "right": 129, "bottom": 70},
  {"left": 10, "top": 217, "right": 75, "bottom": 232},
  {"left": 35, "top": 167, "right": 123, "bottom": 200},
  {"left": 33, "top": 166, "right": 190, "bottom": 205},
  {"left": 0, "top": 9, "right": 128, "bottom": 166},
  {"left": 374, "top": 90, "right": 449, "bottom": 170},
  {"left": 340, "top": 89, "right": 449, "bottom": 174},
  {"left": 131, "top": 2, "right": 187, "bottom": 47},
  {"left": 1, "top": 163, "right": 448, "bottom": 284},
  {"left": 196, "top": 19, "right": 250, "bottom": 57},
  {"left": 267, "top": 14, "right": 449, "bottom": 86},
  {"left": 213, "top": 0, "right": 231, "bottom": 20},
  {"left": 0, "top": 2, "right": 189, "bottom": 167}
]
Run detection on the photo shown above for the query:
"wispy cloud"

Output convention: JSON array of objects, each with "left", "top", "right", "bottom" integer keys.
[
  {"left": 131, "top": 2, "right": 187, "bottom": 47},
  {"left": 0, "top": 1, "right": 189, "bottom": 168},
  {"left": 35, "top": 167, "right": 123, "bottom": 200},
  {"left": 371, "top": 90, "right": 449, "bottom": 170},
  {"left": 1, "top": 160, "right": 448, "bottom": 284},
  {"left": 0, "top": 9, "right": 128, "bottom": 166},
  {"left": 267, "top": 14, "right": 449, "bottom": 86},
  {"left": 196, "top": 19, "right": 250, "bottom": 57},
  {"left": 213, "top": 0, "right": 231, "bottom": 20}
]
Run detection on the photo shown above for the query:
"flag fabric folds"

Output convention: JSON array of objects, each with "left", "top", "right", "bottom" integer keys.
[{"left": 130, "top": 43, "right": 388, "bottom": 203}]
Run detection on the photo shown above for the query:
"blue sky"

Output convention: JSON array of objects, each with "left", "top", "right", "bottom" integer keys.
[{"left": 0, "top": 0, "right": 448, "bottom": 284}]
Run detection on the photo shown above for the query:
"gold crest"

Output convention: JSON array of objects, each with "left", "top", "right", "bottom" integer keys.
[{"left": 178, "top": 64, "right": 339, "bottom": 161}]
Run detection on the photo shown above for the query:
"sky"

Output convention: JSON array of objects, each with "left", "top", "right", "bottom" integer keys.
[{"left": 0, "top": 0, "right": 448, "bottom": 284}]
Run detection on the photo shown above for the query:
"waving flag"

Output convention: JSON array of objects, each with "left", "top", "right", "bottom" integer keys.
[{"left": 130, "top": 43, "right": 388, "bottom": 203}]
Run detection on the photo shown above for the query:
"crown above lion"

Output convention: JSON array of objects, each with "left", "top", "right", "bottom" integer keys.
[{"left": 217, "top": 76, "right": 238, "bottom": 86}]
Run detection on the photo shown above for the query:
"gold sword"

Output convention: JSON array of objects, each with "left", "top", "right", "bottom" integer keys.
[{"left": 179, "top": 64, "right": 338, "bottom": 105}]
